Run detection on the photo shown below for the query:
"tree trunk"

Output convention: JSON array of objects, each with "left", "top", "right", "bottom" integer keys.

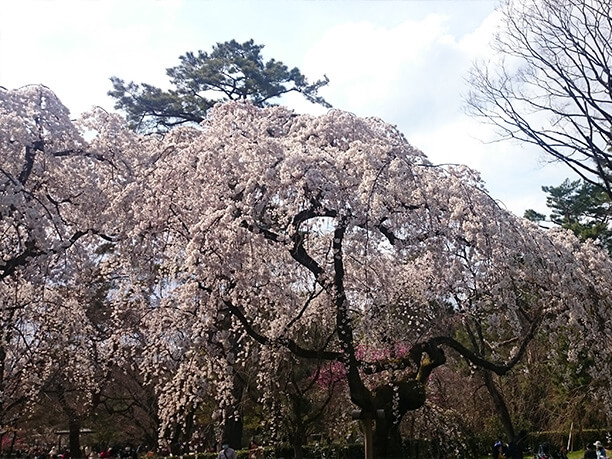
[
  {"left": 222, "top": 414, "right": 243, "bottom": 452},
  {"left": 57, "top": 384, "right": 82, "bottom": 459},
  {"left": 292, "top": 440, "right": 305, "bottom": 459},
  {"left": 0, "top": 344, "right": 5, "bottom": 418},
  {"left": 169, "top": 423, "right": 182, "bottom": 455},
  {"left": 9, "top": 431, "right": 17, "bottom": 456},
  {"left": 290, "top": 425, "right": 307, "bottom": 459},
  {"left": 68, "top": 417, "right": 82, "bottom": 459},
  {"left": 369, "top": 380, "right": 427, "bottom": 458},
  {"left": 482, "top": 370, "right": 515, "bottom": 441},
  {"left": 373, "top": 417, "right": 402, "bottom": 459},
  {"left": 221, "top": 370, "right": 246, "bottom": 450}
]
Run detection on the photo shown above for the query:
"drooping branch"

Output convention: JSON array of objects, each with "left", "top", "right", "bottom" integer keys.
[
  {"left": 219, "top": 295, "right": 341, "bottom": 361},
  {"left": 429, "top": 313, "right": 543, "bottom": 376},
  {"left": 359, "top": 305, "right": 544, "bottom": 381},
  {"left": 0, "top": 229, "right": 113, "bottom": 281}
]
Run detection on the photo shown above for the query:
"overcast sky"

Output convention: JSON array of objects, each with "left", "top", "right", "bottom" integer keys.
[{"left": 0, "top": 0, "right": 575, "bottom": 216}]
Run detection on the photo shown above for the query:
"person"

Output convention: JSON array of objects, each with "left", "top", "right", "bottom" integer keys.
[
  {"left": 585, "top": 443, "right": 598, "bottom": 459},
  {"left": 595, "top": 441, "right": 607, "bottom": 458},
  {"left": 217, "top": 441, "right": 237, "bottom": 459}
]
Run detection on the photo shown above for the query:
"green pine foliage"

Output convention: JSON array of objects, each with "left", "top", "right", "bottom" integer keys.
[
  {"left": 109, "top": 39, "right": 330, "bottom": 132},
  {"left": 525, "top": 178, "right": 612, "bottom": 254}
]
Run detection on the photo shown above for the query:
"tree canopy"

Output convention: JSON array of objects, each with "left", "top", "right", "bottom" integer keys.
[
  {"left": 111, "top": 101, "right": 612, "bottom": 457},
  {"left": 3, "top": 87, "right": 612, "bottom": 458},
  {"left": 108, "top": 39, "right": 330, "bottom": 132},
  {"left": 468, "top": 0, "right": 612, "bottom": 198}
]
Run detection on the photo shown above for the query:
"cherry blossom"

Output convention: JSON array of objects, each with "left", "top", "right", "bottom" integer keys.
[
  {"left": 0, "top": 86, "right": 137, "bottom": 457},
  {"left": 115, "top": 101, "right": 612, "bottom": 455},
  {"left": 3, "top": 89, "right": 610, "bottom": 457}
]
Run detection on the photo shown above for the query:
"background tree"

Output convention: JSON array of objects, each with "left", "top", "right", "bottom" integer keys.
[
  {"left": 468, "top": 0, "right": 612, "bottom": 198},
  {"left": 548, "top": 180, "right": 612, "bottom": 251},
  {"left": 109, "top": 39, "right": 330, "bottom": 132},
  {"left": 525, "top": 179, "right": 612, "bottom": 253},
  {"left": 471, "top": 2, "right": 612, "bottom": 425},
  {"left": 259, "top": 350, "right": 346, "bottom": 459},
  {"left": 113, "top": 101, "right": 612, "bottom": 458},
  {"left": 0, "top": 86, "right": 143, "bottom": 457},
  {"left": 98, "top": 343, "right": 160, "bottom": 450},
  {"left": 0, "top": 85, "right": 95, "bottom": 441}
]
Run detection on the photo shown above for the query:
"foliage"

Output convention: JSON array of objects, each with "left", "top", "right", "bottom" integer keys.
[
  {"left": 524, "top": 178, "right": 612, "bottom": 253},
  {"left": 547, "top": 179, "right": 612, "bottom": 253},
  {"left": 468, "top": 0, "right": 612, "bottom": 199},
  {"left": 109, "top": 39, "right": 330, "bottom": 132}
]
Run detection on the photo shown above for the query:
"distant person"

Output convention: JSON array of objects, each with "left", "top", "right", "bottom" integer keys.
[
  {"left": 595, "top": 441, "right": 607, "bottom": 458},
  {"left": 217, "top": 441, "right": 237, "bottom": 459}
]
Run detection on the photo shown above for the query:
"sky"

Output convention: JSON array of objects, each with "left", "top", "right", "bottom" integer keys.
[{"left": 0, "top": 0, "right": 576, "bottom": 217}]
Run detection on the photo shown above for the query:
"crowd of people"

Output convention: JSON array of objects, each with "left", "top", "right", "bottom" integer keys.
[
  {"left": 37, "top": 445, "right": 140, "bottom": 459},
  {"left": 20, "top": 435, "right": 611, "bottom": 459},
  {"left": 33, "top": 439, "right": 256, "bottom": 459},
  {"left": 491, "top": 436, "right": 609, "bottom": 459}
]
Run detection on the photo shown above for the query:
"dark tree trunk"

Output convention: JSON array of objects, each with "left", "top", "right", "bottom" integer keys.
[
  {"left": 222, "top": 414, "right": 243, "bottom": 452},
  {"left": 9, "top": 431, "right": 17, "bottom": 456},
  {"left": 291, "top": 434, "right": 306, "bottom": 459},
  {"left": 290, "top": 423, "right": 306, "bottom": 459},
  {"left": 482, "top": 370, "right": 515, "bottom": 441},
  {"left": 371, "top": 380, "right": 427, "bottom": 458},
  {"left": 170, "top": 423, "right": 182, "bottom": 455},
  {"left": 68, "top": 417, "right": 82, "bottom": 459},
  {"left": 57, "top": 384, "right": 82, "bottom": 459},
  {"left": 221, "top": 372, "right": 245, "bottom": 450},
  {"left": 373, "top": 418, "right": 403, "bottom": 459}
]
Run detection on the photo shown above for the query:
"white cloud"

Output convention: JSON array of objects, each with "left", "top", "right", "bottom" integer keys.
[
  {"left": 410, "top": 116, "right": 576, "bottom": 215},
  {"left": 450, "top": 9, "right": 502, "bottom": 57},
  {"left": 0, "top": 0, "right": 186, "bottom": 115},
  {"left": 302, "top": 14, "right": 449, "bottom": 116}
]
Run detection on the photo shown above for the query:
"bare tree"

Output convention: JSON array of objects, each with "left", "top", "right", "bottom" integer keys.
[{"left": 467, "top": 0, "right": 612, "bottom": 198}]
